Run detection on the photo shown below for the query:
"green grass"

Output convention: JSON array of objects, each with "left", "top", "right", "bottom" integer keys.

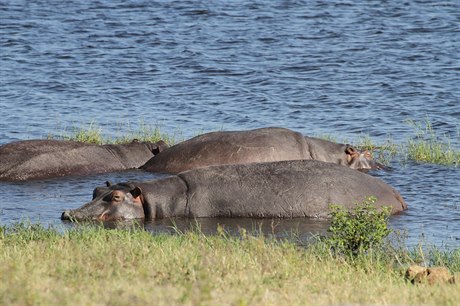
[
  {"left": 48, "top": 121, "right": 182, "bottom": 145},
  {"left": 405, "top": 119, "right": 460, "bottom": 166},
  {"left": 0, "top": 222, "right": 459, "bottom": 306}
]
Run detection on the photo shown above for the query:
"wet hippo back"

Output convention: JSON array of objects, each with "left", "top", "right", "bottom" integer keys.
[
  {"left": 178, "top": 160, "right": 406, "bottom": 218},
  {"left": 142, "top": 127, "right": 310, "bottom": 173},
  {"left": 0, "top": 139, "right": 161, "bottom": 181},
  {"left": 141, "top": 127, "right": 380, "bottom": 174}
]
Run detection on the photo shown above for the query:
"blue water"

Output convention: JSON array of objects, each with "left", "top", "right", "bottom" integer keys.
[{"left": 0, "top": 0, "right": 459, "bottom": 248}]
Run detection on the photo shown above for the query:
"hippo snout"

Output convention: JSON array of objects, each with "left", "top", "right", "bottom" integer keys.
[{"left": 61, "top": 209, "right": 93, "bottom": 221}]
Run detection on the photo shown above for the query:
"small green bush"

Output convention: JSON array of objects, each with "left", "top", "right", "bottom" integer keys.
[{"left": 326, "top": 197, "right": 392, "bottom": 256}]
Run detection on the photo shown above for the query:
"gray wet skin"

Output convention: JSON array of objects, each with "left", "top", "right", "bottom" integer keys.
[
  {"left": 62, "top": 160, "right": 406, "bottom": 221},
  {"left": 0, "top": 139, "right": 168, "bottom": 181},
  {"left": 141, "top": 127, "right": 382, "bottom": 174}
]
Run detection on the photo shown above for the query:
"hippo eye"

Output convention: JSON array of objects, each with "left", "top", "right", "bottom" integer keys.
[
  {"left": 112, "top": 194, "right": 124, "bottom": 202},
  {"left": 364, "top": 151, "right": 373, "bottom": 160}
]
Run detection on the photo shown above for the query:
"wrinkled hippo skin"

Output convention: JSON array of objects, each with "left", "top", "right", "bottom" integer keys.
[
  {"left": 141, "top": 127, "right": 381, "bottom": 174},
  {"left": 0, "top": 139, "right": 168, "bottom": 181},
  {"left": 62, "top": 160, "right": 406, "bottom": 221}
]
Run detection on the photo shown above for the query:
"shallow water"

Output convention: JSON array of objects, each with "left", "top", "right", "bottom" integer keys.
[{"left": 0, "top": 0, "right": 459, "bottom": 248}]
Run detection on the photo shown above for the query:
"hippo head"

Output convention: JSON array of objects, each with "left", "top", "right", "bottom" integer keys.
[
  {"left": 345, "top": 145, "right": 383, "bottom": 170},
  {"left": 61, "top": 182, "right": 145, "bottom": 221}
]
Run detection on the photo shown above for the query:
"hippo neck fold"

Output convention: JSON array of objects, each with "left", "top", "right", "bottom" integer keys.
[{"left": 139, "top": 175, "right": 189, "bottom": 219}]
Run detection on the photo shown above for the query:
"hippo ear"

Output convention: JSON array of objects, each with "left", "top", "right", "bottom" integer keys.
[
  {"left": 345, "top": 145, "right": 360, "bottom": 163},
  {"left": 105, "top": 181, "right": 112, "bottom": 187},
  {"left": 152, "top": 147, "right": 161, "bottom": 155},
  {"left": 345, "top": 145, "right": 358, "bottom": 155},
  {"left": 152, "top": 140, "right": 169, "bottom": 155},
  {"left": 130, "top": 187, "right": 142, "bottom": 198}
]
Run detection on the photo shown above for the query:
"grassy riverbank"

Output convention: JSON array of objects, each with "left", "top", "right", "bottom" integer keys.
[{"left": 1, "top": 223, "right": 458, "bottom": 306}]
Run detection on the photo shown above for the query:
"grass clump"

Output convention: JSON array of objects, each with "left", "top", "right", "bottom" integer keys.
[
  {"left": 49, "top": 121, "right": 180, "bottom": 145},
  {"left": 405, "top": 119, "right": 460, "bottom": 166},
  {"left": 64, "top": 122, "right": 104, "bottom": 144}
]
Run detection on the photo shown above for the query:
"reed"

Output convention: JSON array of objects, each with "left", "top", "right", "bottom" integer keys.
[{"left": 1, "top": 222, "right": 458, "bottom": 306}]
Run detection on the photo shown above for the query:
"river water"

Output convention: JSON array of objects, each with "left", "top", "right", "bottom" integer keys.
[{"left": 0, "top": 0, "right": 459, "bottom": 248}]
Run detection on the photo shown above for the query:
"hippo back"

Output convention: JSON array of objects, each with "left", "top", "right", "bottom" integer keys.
[
  {"left": 142, "top": 127, "right": 309, "bottom": 174},
  {"left": 178, "top": 160, "right": 407, "bottom": 218},
  {"left": 0, "top": 139, "right": 157, "bottom": 181}
]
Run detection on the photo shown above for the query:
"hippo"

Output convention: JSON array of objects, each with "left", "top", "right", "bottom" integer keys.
[
  {"left": 62, "top": 160, "right": 406, "bottom": 221},
  {"left": 140, "top": 127, "right": 381, "bottom": 174},
  {"left": 0, "top": 139, "right": 168, "bottom": 181}
]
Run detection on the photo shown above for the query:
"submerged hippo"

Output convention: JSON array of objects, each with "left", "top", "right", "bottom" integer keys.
[
  {"left": 0, "top": 139, "right": 168, "bottom": 181},
  {"left": 141, "top": 127, "right": 381, "bottom": 174},
  {"left": 62, "top": 160, "right": 406, "bottom": 221}
]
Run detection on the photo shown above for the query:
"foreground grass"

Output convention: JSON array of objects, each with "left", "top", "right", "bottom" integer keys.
[{"left": 1, "top": 223, "right": 459, "bottom": 306}]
